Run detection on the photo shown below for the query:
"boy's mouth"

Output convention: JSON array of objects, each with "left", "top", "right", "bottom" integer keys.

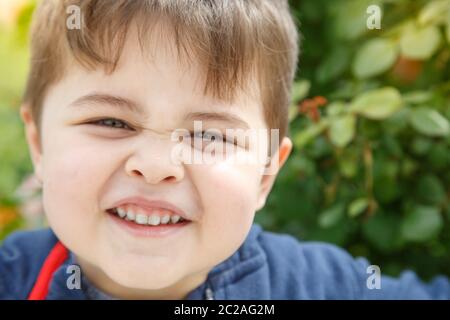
[
  {"left": 106, "top": 205, "right": 189, "bottom": 226},
  {"left": 104, "top": 197, "right": 193, "bottom": 237}
]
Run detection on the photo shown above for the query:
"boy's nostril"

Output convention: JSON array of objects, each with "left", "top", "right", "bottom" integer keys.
[
  {"left": 163, "top": 176, "right": 177, "bottom": 183},
  {"left": 131, "top": 170, "right": 143, "bottom": 177}
]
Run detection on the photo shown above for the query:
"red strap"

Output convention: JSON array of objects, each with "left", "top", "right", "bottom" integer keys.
[{"left": 27, "top": 241, "right": 69, "bottom": 300}]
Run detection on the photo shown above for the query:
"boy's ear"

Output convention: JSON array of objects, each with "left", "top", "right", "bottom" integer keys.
[
  {"left": 20, "top": 105, "right": 43, "bottom": 182},
  {"left": 255, "top": 136, "right": 292, "bottom": 211}
]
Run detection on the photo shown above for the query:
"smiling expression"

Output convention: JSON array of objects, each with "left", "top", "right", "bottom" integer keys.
[{"left": 21, "top": 25, "right": 292, "bottom": 299}]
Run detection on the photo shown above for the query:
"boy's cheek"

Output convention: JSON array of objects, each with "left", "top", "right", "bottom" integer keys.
[
  {"left": 40, "top": 142, "right": 126, "bottom": 257},
  {"left": 189, "top": 163, "right": 258, "bottom": 267},
  {"left": 41, "top": 141, "right": 119, "bottom": 217},
  {"left": 189, "top": 161, "right": 259, "bottom": 227}
]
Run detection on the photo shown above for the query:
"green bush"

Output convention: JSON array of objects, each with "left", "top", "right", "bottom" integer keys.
[
  {"left": 0, "top": 0, "right": 35, "bottom": 240},
  {"left": 256, "top": 0, "right": 450, "bottom": 279}
]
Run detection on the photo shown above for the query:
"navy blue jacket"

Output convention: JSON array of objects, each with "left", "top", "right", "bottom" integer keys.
[{"left": 0, "top": 224, "right": 449, "bottom": 299}]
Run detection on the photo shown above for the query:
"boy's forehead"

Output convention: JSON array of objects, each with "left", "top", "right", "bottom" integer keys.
[
  {"left": 122, "top": 24, "right": 260, "bottom": 106},
  {"left": 46, "top": 45, "right": 265, "bottom": 137},
  {"left": 59, "top": 24, "right": 263, "bottom": 122}
]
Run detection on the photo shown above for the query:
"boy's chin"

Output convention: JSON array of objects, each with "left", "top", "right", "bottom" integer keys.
[{"left": 105, "top": 264, "right": 188, "bottom": 292}]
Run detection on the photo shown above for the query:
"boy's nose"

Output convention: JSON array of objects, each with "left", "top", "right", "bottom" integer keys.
[{"left": 124, "top": 138, "right": 184, "bottom": 185}]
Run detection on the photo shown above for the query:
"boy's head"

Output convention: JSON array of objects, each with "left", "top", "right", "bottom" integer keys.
[{"left": 20, "top": 0, "right": 299, "bottom": 299}]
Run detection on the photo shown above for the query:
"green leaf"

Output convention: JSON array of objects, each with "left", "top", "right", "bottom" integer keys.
[
  {"left": 291, "top": 80, "right": 311, "bottom": 103},
  {"left": 318, "top": 203, "right": 345, "bottom": 228},
  {"left": 410, "top": 107, "right": 450, "bottom": 137},
  {"left": 401, "top": 206, "right": 443, "bottom": 242},
  {"left": 382, "top": 108, "right": 410, "bottom": 135},
  {"left": 416, "top": 175, "right": 446, "bottom": 205},
  {"left": 329, "top": 114, "right": 356, "bottom": 147},
  {"left": 293, "top": 120, "right": 329, "bottom": 149},
  {"left": 374, "top": 175, "right": 400, "bottom": 204},
  {"left": 401, "top": 158, "right": 418, "bottom": 177},
  {"left": 447, "top": 20, "right": 450, "bottom": 43},
  {"left": 296, "top": 156, "right": 317, "bottom": 176},
  {"left": 288, "top": 103, "right": 299, "bottom": 122},
  {"left": 411, "top": 137, "right": 432, "bottom": 155},
  {"left": 353, "top": 38, "right": 398, "bottom": 79},
  {"left": 382, "top": 135, "right": 403, "bottom": 158},
  {"left": 418, "top": 0, "right": 450, "bottom": 26},
  {"left": 362, "top": 213, "right": 402, "bottom": 253},
  {"left": 308, "top": 136, "right": 333, "bottom": 158},
  {"left": 427, "top": 143, "right": 450, "bottom": 170},
  {"left": 331, "top": 0, "right": 381, "bottom": 40},
  {"left": 326, "top": 101, "right": 347, "bottom": 117},
  {"left": 289, "top": 80, "right": 311, "bottom": 122},
  {"left": 348, "top": 197, "right": 369, "bottom": 218},
  {"left": 400, "top": 24, "right": 441, "bottom": 60},
  {"left": 338, "top": 148, "right": 359, "bottom": 178},
  {"left": 403, "top": 91, "right": 433, "bottom": 104},
  {"left": 317, "top": 46, "right": 351, "bottom": 83},
  {"left": 350, "top": 87, "right": 402, "bottom": 119}
]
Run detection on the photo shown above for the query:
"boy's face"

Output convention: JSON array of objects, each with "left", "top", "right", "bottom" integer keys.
[{"left": 22, "top": 27, "right": 292, "bottom": 298}]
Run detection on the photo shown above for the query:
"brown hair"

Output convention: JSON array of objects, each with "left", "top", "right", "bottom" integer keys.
[{"left": 23, "top": 0, "right": 299, "bottom": 142}]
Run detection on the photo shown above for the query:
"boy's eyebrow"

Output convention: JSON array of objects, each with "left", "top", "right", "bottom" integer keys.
[
  {"left": 68, "top": 92, "right": 144, "bottom": 115},
  {"left": 69, "top": 93, "right": 250, "bottom": 129},
  {"left": 185, "top": 111, "right": 250, "bottom": 130}
]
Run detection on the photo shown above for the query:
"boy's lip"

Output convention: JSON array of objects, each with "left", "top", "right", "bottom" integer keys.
[{"left": 108, "top": 196, "right": 192, "bottom": 221}]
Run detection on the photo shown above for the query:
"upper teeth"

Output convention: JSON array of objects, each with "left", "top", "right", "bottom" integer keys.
[
  {"left": 113, "top": 207, "right": 184, "bottom": 225},
  {"left": 117, "top": 207, "right": 127, "bottom": 218}
]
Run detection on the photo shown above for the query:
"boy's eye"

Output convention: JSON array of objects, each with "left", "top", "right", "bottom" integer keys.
[
  {"left": 88, "top": 118, "right": 134, "bottom": 131},
  {"left": 192, "top": 131, "right": 230, "bottom": 144},
  {"left": 188, "top": 131, "right": 242, "bottom": 154}
]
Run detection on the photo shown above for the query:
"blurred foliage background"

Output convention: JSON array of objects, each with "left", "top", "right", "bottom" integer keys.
[{"left": 0, "top": 0, "right": 449, "bottom": 280}]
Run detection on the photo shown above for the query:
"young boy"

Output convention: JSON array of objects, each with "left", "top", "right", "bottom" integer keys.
[{"left": 1, "top": 0, "right": 449, "bottom": 300}]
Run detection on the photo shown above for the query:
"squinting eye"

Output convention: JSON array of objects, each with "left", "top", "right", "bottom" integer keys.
[
  {"left": 192, "top": 131, "right": 226, "bottom": 143},
  {"left": 89, "top": 118, "right": 134, "bottom": 130}
]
